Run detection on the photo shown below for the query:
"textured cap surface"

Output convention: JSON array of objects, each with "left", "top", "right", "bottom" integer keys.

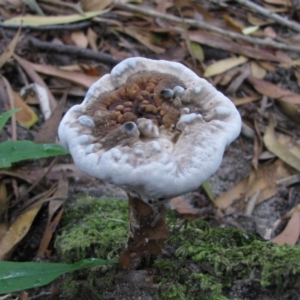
[{"left": 58, "top": 57, "right": 241, "bottom": 205}]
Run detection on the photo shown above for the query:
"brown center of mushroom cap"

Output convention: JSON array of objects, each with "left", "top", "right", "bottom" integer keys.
[{"left": 85, "top": 71, "right": 185, "bottom": 141}]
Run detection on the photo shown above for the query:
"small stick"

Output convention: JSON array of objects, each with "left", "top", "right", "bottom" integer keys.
[
  {"left": 28, "top": 36, "right": 121, "bottom": 65},
  {"left": 0, "top": 20, "right": 92, "bottom": 31},
  {"left": 234, "top": 0, "right": 300, "bottom": 33},
  {"left": 115, "top": 3, "right": 300, "bottom": 53}
]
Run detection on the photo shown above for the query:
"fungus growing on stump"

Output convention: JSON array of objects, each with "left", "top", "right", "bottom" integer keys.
[{"left": 58, "top": 57, "right": 242, "bottom": 269}]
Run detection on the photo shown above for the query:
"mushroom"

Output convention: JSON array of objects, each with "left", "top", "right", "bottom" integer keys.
[{"left": 58, "top": 57, "right": 241, "bottom": 269}]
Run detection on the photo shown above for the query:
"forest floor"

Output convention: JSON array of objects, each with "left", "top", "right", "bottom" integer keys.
[{"left": 1, "top": 0, "right": 300, "bottom": 299}]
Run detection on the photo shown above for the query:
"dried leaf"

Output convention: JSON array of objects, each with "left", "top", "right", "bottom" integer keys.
[
  {"left": 13, "top": 91, "right": 39, "bottom": 128},
  {"left": 189, "top": 30, "right": 284, "bottom": 62},
  {"left": 37, "top": 175, "right": 68, "bottom": 256},
  {"left": 2, "top": 164, "right": 93, "bottom": 184},
  {"left": 219, "top": 67, "right": 241, "bottom": 86},
  {"left": 277, "top": 100, "right": 300, "bottom": 123},
  {"left": 230, "top": 95, "right": 261, "bottom": 106},
  {"left": 171, "top": 197, "right": 201, "bottom": 218},
  {"left": 215, "top": 160, "right": 293, "bottom": 210},
  {"left": 264, "top": 0, "right": 291, "bottom": 5},
  {"left": 34, "top": 92, "right": 66, "bottom": 143},
  {"left": 248, "top": 75, "right": 300, "bottom": 104},
  {"left": 264, "top": 3, "right": 288, "bottom": 12},
  {"left": 226, "top": 63, "right": 251, "bottom": 94},
  {"left": 251, "top": 61, "right": 267, "bottom": 79},
  {"left": 117, "top": 28, "right": 165, "bottom": 54},
  {"left": 71, "top": 31, "right": 88, "bottom": 48},
  {"left": 29, "top": 61, "right": 100, "bottom": 88},
  {"left": 204, "top": 56, "right": 248, "bottom": 78},
  {"left": 82, "top": 0, "right": 113, "bottom": 11},
  {"left": 272, "top": 209, "right": 300, "bottom": 245},
  {"left": 4, "top": 10, "right": 108, "bottom": 26},
  {"left": 258, "top": 61, "right": 276, "bottom": 72},
  {"left": 0, "top": 204, "right": 42, "bottom": 260},
  {"left": 276, "top": 51, "right": 293, "bottom": 66},
  {"left": 222, "top": 14, "right": 244, "bottom": 32},
  {"left": 263, "top": 117, "right": 300, "bottom": 172},
  {"left": 87, "top": 27, "right": 98, "bottom": 51},
  {"left": 294, "top": 68, "right": 300, "bottom": 86},
  {"left": 247, "top": 13, "right": 274, "bottom": 26},
  {"left": 214, "top": 177, "right": 248, "bottom": 210},
  {"left": 13, "top": 54, "right": 57, "bottom": 111},
  {"left": 292, "top": 59, "right": 300, "bottom": 67},
  {"left": 0, "top": 27, "right": 21, "bottom": 69},
  {"left": 192, "top": 3, "right": 220, "bottom": 25},
  {"left": 242, "top": 26, "right": 259, "bottom": 35}
]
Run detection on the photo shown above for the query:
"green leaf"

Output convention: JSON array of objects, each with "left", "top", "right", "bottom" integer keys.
[
  {"left": 191, "top": 42, "right": 204, "bottom": 62},
  {"left": 0, "top": 141, "right": 69, "bottom": 169},
  {"left": 0, "top": 258, "right": 118, "bottom": 294},
  {"left": 0, "top": 109, "right": 21, "bottom": 131},
  {"left": 201, "top": 181, "right": 214, "bottom": 201}
]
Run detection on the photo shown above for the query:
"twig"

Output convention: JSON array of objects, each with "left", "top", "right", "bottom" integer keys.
[
  {"left": 0, "top": 20, "right": 92, "bottom": 31},
  {"left": 28, "top": 36, "right": 121, "bottom": 65},
  {"left": 234, "top": 0, "right": 300, "bottom": 33},
  {"left": 114, "top": 3, "right": 300, "bottom": 53},
  {"left": 0, "top": 75, "right": 18, "bottom": 140},
  {"left": 22, "top": 156, "right": 59, "bottom": 197}
]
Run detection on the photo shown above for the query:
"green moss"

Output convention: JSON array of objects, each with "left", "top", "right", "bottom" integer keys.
[
  {"left": 55, "top": 197, "right": 128, "bottom": 263},
  {"left": 55, "top": 200, "right": 300, "bottom": 299},
  {"left": 155, "top": 219, "right": 300, "bottom": 300}
]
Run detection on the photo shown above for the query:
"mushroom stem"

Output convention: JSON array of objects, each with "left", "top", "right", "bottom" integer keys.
[{"left": 119, "top": 194, "right": 169, "bottom": 269}]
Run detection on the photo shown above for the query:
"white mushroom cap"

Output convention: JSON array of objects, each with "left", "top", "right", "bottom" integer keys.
[{"left": 58, "top": 58, "right": 241, "bottom": 205}]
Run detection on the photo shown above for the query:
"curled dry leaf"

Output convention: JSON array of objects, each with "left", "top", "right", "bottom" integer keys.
[
  {"left": 263, "top": 117, "right": 300, "bottom": 172},
  {"left": 214, "top": 160, "right": 294, "bottom": 210},
  {"left": 171, "top": 198, "right": 201, "bottom": 219},
  {"left": 21, "top": 83, "right": 51, "bottom": 120},
  {"left": 272, "top": 209, "right": 300, "bottom": 245},
  {"left": 12, "top": 91, "right": 39, "bottom": 128}
]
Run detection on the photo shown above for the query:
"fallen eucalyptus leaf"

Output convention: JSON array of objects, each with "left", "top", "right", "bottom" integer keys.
[
  {"left": 4, "top": 10, "right": 109, "bottom": 26},
  {"left": 204, "top": 56, "right": 248, "bottom": 78}
]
